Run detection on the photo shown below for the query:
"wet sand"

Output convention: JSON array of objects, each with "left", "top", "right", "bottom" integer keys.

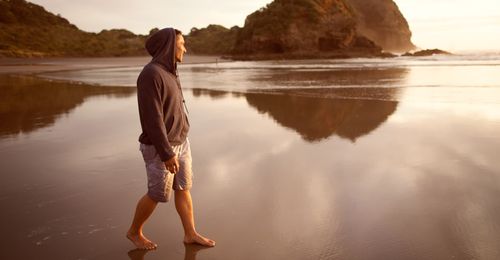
[
  {"left": 1, "top": 56, "right": 500, "bottom": 259},
  {"left": 0, "top": 55, "right": 227, "bottom": 75}
]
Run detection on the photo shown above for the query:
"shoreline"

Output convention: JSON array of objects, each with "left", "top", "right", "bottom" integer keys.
[
  {"left": 0, "top": 55, "right": 228, "bottom": 75},
  {"left": 2, "top": 50, "right": 496, "bottom": 76}
]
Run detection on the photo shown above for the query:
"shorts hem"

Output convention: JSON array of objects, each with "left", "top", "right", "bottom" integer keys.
[
  {"left": 173, "top": 184, "right": 192, "bottom": 191},
  {"left": 147, "top": 191, "right": 169, "bottom": 203}
]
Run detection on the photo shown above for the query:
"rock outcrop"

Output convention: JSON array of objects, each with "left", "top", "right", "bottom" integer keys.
[
  {"left": 232, "top": 0, "right": 383, "bottom": 59},
  {"left": 402, "top": 49, "right": 451, "bottom": 57},
  {"left": 348, "top": 0, "right": 415, "bottom": 52}
]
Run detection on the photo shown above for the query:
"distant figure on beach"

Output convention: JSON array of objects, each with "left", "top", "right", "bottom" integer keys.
[{"left": 127, "top": 28, "right": 216, "bottom": 250}]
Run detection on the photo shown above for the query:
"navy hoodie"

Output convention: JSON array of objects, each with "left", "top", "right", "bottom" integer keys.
[{"left": 137, "top": 28, "right": 189, "bottom": 161}]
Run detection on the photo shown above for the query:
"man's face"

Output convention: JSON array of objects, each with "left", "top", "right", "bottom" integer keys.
[{"left": 175, "top": 34, "right": 187, "bottom": 63}]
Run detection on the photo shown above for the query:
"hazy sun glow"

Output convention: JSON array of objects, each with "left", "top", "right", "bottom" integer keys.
[{"left": 395, "top": 0, "right": 500, "bottom": 51}]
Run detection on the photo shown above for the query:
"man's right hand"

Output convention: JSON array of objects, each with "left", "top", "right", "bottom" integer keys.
[{"left": 164, "top": 155, "right": 179, "bottom": 174}]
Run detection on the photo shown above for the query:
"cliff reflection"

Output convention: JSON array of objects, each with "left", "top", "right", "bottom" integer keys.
[
  {"left": 192, "top": 88, "right": 401, "bottom": 142},
  {"left": 190, "top": 67, "right": 406, "bottom": 142},
  {"left": 246, "top": 90, "right": 399, "bottom": 142},
  {"left": 0, "top": 75, "right": 135, "bottom": 138}
]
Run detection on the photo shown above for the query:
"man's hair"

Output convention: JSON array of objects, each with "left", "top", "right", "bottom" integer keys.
[{"left": 174, "top": 29, "right": 182, "bottom": 35}]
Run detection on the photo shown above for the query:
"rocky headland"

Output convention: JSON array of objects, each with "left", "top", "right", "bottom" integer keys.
[
  {"left": 189, "top": 0, "right": 418, "bottom": 59},
  {"left": 348, "top": 0, "right": 415, "bottom": 52},
  {"left": 1, "top": 0, "right": 450, "bottom": 59}
]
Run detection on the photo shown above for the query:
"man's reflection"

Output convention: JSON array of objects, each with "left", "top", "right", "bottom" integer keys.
[{"left": 127, "top": 243, "right": 210, "bottom": 260}]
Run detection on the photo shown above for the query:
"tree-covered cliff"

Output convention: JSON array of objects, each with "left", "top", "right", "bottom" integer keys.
[{"left": 0, "top": 0, "right": 148, "bottom": 57}]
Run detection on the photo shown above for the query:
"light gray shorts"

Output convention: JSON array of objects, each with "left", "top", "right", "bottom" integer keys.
[{"left": 139, "top": 138, "right": 193, "bottom": 202}]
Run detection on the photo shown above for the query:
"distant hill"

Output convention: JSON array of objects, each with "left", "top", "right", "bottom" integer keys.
[{"left": 0, "top": 0, "right": 148, "bottom": 57}]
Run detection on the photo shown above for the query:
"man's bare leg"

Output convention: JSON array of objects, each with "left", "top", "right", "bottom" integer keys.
[
  {"left": 127, "top": 194, "right": 158, "bottom": 250},
  {"left": 175, "top": 190, "right": 216, "bottom": 247}
]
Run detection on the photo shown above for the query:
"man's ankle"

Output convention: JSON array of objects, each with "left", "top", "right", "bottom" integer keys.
[
  {"left": 185, "top": 231, "right": 198, "bottom": 238},
  {"left": 127, "top": 229, "right": 141, "bottom": 236}
]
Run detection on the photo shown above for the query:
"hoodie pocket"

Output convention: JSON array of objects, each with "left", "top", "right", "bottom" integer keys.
[{"left": 165, "top": 115, "right": 175, "bottom": 134}]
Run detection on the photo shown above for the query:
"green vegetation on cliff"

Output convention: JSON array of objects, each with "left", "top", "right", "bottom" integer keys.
[
  {"left": 241, "top": 0, "right": 320, "bottom": 40},
  {"left": 232, "top": 0, "right": 383, "bottom": 59},
  {"left": 0, "top": 0, "right": 148, "bottom": 57},
  {"left": 185, "top": 25, "right": 239, "bottom": 55}
]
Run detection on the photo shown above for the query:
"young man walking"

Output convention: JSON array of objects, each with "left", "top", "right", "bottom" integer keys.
[{"left": 127, "top": 28, "right": 215, "bottom": 250}]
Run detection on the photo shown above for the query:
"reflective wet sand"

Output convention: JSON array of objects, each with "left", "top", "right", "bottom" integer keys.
[{"left": 1, "top": 56, "right": 500, "bottom": 259}]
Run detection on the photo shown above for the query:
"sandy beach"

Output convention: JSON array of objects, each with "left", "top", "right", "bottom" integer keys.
[{"left": 1, "top": 55, "right": 500, "bottom": 259}]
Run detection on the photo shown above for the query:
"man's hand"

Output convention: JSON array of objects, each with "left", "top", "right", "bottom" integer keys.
[{"left": 164, "top": 155, "right": 180, "bottom": 174}]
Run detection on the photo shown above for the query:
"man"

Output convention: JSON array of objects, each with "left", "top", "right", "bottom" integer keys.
[{"left": 127, "top": 28, "right": 215, "bottom": 250}]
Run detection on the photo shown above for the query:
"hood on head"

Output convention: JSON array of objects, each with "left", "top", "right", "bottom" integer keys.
[{"left": 145, "top": 28, "right": 177, "bottom": 75}]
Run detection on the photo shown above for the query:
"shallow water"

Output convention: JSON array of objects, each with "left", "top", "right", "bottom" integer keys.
[{"left": 1, "top": 55, "right": 500, "bottom": 259}]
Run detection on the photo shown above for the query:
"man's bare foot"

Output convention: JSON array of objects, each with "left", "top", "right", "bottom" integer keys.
[
  {"left": 184, "top": 233, "right": 216, "bottom": 247},
  {"left": 126, "top": 231, "right": 157, "bottom": 250}
]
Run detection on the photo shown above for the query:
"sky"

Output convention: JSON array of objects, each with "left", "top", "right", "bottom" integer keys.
[{"left": 29, "top": 0, "right": 500, "bottom": 52}]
